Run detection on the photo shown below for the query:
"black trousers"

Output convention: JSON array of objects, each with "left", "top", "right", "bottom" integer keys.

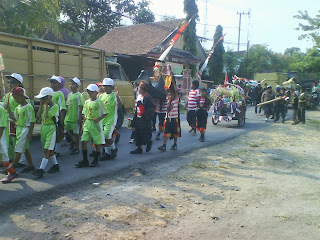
[{"left": 187, "top": 110, "right": 196, "bottom": 129}]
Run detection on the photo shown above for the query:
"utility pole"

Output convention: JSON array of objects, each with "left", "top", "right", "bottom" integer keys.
[
  {"left": 237, "top": 11, "right": 249, "bottom": 52},
  {"left": 203, "top": 0, "right": 208, "bottom": 39}
]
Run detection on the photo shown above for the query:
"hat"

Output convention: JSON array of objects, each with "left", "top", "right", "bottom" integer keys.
[
  {"left": 267, "top": 85, "right": 272, "bottom": 89},
  {"left": 47, "top": 75, "right": 61, "bottom": 83},
  {"left": 5, "top": 73, "right": 23, "bottom": 83},
  {"left": 35, "top": 87, "right": 54, "bottom": 98},
  {"left": 70, "top": 77, "right": 81, "bottom": 86},
  {"left": 86, "top": 84, "right": 99, "bottom": 92},
  {"left": 257, "top": 81, "right": 261, "bottom": 84},
  {"left": 102, "top": 78, "right": 114, "bottom": 86},
  {"left": 12, "top": 87, "right": 29, "bottom": 99}
]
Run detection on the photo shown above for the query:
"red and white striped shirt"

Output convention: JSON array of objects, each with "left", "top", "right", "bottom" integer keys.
[
  {"left": 188, "top": 89, "right": 200, "bottom": 110},
  {"left": 157, "top": 99, "right": 168, "bottom": 113},
  {"left": 166, "top": 98, "right": 179, "bottom": 118}
]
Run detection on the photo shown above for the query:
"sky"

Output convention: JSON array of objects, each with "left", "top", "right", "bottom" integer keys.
[{"left": 147, "top": 0, "right": 319, "bottom": 53}]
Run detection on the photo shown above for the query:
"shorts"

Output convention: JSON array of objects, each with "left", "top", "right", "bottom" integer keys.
[
  {"left": 15, "top": 126, "right": 30, "bottom": 153},
  {"left": 103, "top": 123, "right": 115, "bottom": 140},
  {"left": 158, "top": 113, "right": 166, "bottom": 130},
  {"left": 0, "top": 127, "right": 9, "bottom": 161},
  {"left": 81, "top": 119, "right": 105, "bottom": 145},
  {"left": 163, "top": 117, "right": 181, "bottom": 139},
  {"left": 41, "top": 124, "right": 56, "bottom": 150},
  {"left": 263, "top": 104, "right": 273, "bottom": 115},
  {"left": 65, "top": 121, "right": 80, "bottom": 134}
]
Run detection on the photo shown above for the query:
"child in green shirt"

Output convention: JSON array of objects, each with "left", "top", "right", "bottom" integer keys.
[
  {"left": 31, "top": 87, "right": 60, "bottom": 178},
  {"left": 48, "top": 75, "right": 66, "bottom": 157},
  {"left": 65, "top": 77, "right": 84, "bottom": 155},
  {"left": 75, "top": 84, "right": 107, "bottom": 168},
  {"left": 6, "top": 87, "right": 35, "bottom": 176}
]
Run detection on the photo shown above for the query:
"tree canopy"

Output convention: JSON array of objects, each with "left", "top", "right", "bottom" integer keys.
[
  {"left": 0, "top": 0, "right": 155, "bottom": 45},
  {"left": 208, "top": 25, "right": 225, "bottom": 84},
  {"left": 294, "top": 10, "right": 320, "bottom": 48},
  {"left": 183, "top": 0, "right": 199, "bottom": 77}
]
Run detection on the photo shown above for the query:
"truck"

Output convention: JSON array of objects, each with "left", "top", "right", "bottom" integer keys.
[
  {"left": 0, "top": 31, "right": 135, "bottom": 129},
  {"left": 254, "top": 72, "right": 287, "bottom": 89}
]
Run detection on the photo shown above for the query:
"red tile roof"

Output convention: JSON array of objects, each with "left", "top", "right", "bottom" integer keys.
[{"left": 91, "top": 19, "right": 184, "bottom": 56}]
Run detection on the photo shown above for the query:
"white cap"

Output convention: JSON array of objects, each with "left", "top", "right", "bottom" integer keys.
[
  {"left": 86, "top": 84, "right": 99, "bottom": 92},
  {"left": 6, "top": 73, "right": 23, "bottom": 83},
  {"left": 35, "top": 87, "right": 54, "bottom": 98},
  {"left": 102, "top": 78, "right": 114, "bottom": 86},
  {"left": 47, "top": 75, "right": 61, "bottom": 83},
  {"left": 70, "top": 77, "right": 81, "bottom": 86}
]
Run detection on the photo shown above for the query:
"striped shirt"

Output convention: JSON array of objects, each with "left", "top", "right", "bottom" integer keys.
[
  {"left": 157, "top": 99, "right": 168, "bottom": 113},
  {"left": 166, "top": 98, "right": 179, "bottom": 119},
  {"left": 188, "top": 89, "right": 200, "bottom": 110}
]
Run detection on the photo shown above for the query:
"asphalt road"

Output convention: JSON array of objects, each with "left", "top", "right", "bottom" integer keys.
[{"left": 0, "top": 106, "right": 267, "bottom": 207}]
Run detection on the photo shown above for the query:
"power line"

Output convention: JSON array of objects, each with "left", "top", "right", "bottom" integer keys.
[{"left": 237, "top": 11, "right": 250, "bottom": 52}]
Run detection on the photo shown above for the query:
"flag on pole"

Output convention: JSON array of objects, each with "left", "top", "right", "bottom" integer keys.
[
  {"left": 224, "top": 72, "right": 229, "bottom": 85},
  {"left": 198, "top": 33, "right": 227, "bottom": 79},
  {"left": 158, "top": 18, "right": 193, "bottom": 62}
]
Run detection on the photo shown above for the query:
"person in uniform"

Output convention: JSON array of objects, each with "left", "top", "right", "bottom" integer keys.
[
  {"left": 298, "top": 87, "right": 307, "bottom": 124},
  {"left": 261, "top": 85, "right": 275, "bottom": 122}
]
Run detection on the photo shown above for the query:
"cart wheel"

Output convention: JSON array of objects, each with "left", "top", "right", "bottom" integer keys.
[
  {"left": 238, "top": 113, "right": 245, "bottom": 127},
  {"left": 212, "top": 116, "right": 219, "bottom": 125}
]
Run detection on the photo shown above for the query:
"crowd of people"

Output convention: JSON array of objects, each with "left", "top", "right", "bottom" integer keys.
[
  {"left": 245, "top": 81, "right": 313, "bottom": 124},
  {"left": 0, "top": 66, "right": 212, "bottom": 184}
]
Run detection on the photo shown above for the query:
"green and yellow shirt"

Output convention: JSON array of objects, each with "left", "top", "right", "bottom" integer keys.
[
  {"left": 14, "top": 103, "right": 35, "bottom": 127},
  {"left": 52, "top": 91, "right": 66, "bottom": 111},
  {"left": 82, "top": 99, "right": 107, "bottom": 120},
  {"left": 65, "top": 92, "right": 84, "bottom": 123},
  {"left": 41, "top": 104, "right": 59, "bottom": 125},
  {"left": 99, "top": 92, "right": 117, "bottom": 125}
]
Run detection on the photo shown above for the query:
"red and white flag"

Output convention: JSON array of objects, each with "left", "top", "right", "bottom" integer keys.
[
  {"left": 158, "top": 18, "right": 193, "bottom": 61},
  {"left": 198, "top": 33, "right": 227, "bottom": 79},
  {"left": 224, "top": 72, "right": 229, "bottom": 85}
]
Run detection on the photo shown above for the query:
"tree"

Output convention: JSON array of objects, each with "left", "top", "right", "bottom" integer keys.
[
  {"left": 0, "top": 0, "right": 61, "bottom": 38},
  {"left": 223, "top": 49, "right": 240, "bottom": 78},
  {"left": 59, "top": 0, "right": 155, "bottom": 45},
  {"left": 208, "top": 25, "right": 225, "bottom": 84},
  {"left": 294, "top": 10, "right": 320, "bottom": 48},
  {"left": 183, "top": 0, "right": 199, "bottom": 77}
]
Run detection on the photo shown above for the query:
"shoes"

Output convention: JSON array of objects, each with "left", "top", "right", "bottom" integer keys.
[
  {"left": 265, "top": 118, "right": 268, "bottom": 122},
  {"left": 270, "top": 116, "right": 274, "bottom": 119},
  {"left": 1, "top": 173, "right": 19, "bottom": 183},
  {"left": 155, "top": 134, "right": 160, "bottom": 140},
  {"left": 129, "top": 139, "right": 134, "bottom": 144},
  {"left": 200, "top": 135, "right": 205, "bottom": 142},
  {"left": 115, "top": 134, "right": 120, "bottom": 144},
  {"left": 15, "top": 162, "right": 26, "bottom": 168},
  {"left": 146, "top": 140, "right": 152, "bottom": 152},
  {"left": 99, "top": 154, "right": 112, "bottom": 161},
  {"left": 282, "top": 120, "right": 285, "bottom": 123},
  {"left": 292, "top": 123, "right": 297, "bottom": 125},
  {"left": 70, "top": 148, "right": 80, "bottom": 155},
  {"left": 158, "top": 145, "right": 166, "bottom": 152},
  {"left": 130, "top": 148, "right": 143, "bottom": 154},
  {"left": 170, "top": 144, "right": 177, "bottom": 150},
  {"left": 20, "top": 166, "right": 35, "bottom": 173},
  {"left": 31, "top": 169, "right": 45, "bottom": 178},
  {"left": 75, "top": 160, "right": 89, "bottom": 168},
  {"left": 69, "top": 143, "right": 75, "bottom": 151},
  {"left": 110, "top": 148, "right": 118, "bottom": 160},
  {"left": 47, "top": 164, "right": 59, "bottom": 173},
  {"left": 89, "top": 160, "right": 98, "bottom": 167}
]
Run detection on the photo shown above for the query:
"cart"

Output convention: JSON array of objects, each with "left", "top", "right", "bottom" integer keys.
[{"left": 210, "top": 84, "right": 246, "bottom": 127}]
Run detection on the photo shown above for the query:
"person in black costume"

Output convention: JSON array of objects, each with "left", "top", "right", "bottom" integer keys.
[{"left": 130, "top": 80, "right": 155, "bottom": 154}]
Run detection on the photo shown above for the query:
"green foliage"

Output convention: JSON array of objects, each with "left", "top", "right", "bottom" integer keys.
[
  {"left": 60, "top": 0, "right": 155, "bottom": 45},
  {"left": 288, "top": 47, "right": 320, "bottom": 72},
  {"left": 183, "top": 0, "right": 199, "bottom": 77},
  {"left": 223, "top": 49, "right": 239, "bottom": 78},
  {"left": 294, "top": 10, "right": 320, "bottom": 48},
  {"left": 0, "top": 0, "right": 61, "bottom": 38},
  {"left": 208, "top": 25, "right": 225, "bottom": 84}
]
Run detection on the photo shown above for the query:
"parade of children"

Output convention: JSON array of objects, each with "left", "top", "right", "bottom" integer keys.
[{"left": 0, "top": 69, "right": 318, "bottom": 184}]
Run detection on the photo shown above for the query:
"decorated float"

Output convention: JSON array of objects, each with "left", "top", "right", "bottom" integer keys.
[{"left": 210, "top": 79, "right": 246, "bottom": 127}]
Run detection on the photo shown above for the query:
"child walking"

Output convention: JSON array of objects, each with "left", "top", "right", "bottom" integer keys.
[
  {"left": 75, "top": 84, "right": 107, "bottom": 168},
  {"left": 158, "top": 88, "right": 180, "bottom": 152},
  {"left": 32, "top": 87, "right": 60, "bottom": 177},
  {"left": 6, "top": 87, "right": 35, "bottom": 175},
  {"left": 196, "top": 88, "right": 211, "bottom": 142},
  {"left": 48, "top": 75, "right": 66, "bottom": 157},
  {"left": 64, "top": 77, "right": 84, "bottom": 155},
  {"left": 187, "top": 80, "right": 200, "bottom": 135},
  {"left": 0, "top": 103, "right": 17, "bottom": 183}
]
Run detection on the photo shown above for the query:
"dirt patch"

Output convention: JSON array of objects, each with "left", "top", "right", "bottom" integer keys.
[{"left": 1, "top": 111, "right": 320, "bottom": 240}]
